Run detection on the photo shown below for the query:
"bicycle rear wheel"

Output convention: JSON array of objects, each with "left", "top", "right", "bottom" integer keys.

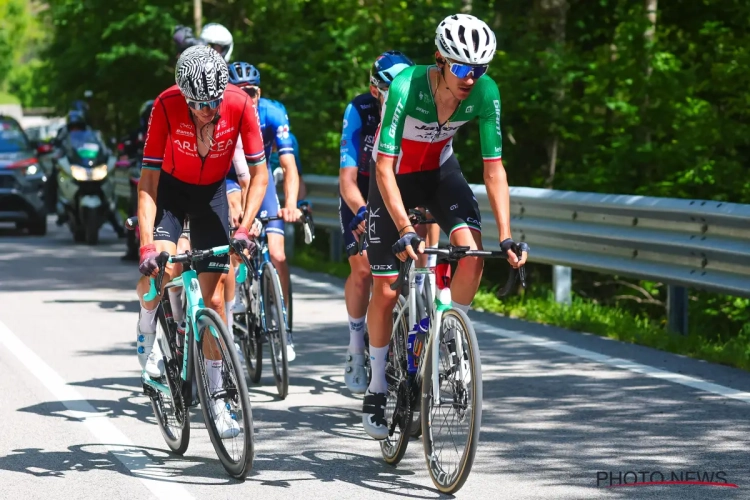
[
  {"left": 380, "top": 296, "right": 411, "bottom": 465},
  {"left": 421, "top": 308, "right": 482, "bottom": 494},
  {"left": 147, "top": 302, "right": 190, "bottom": 455},
  {"left": 262, "top": 263, "right": 288, "bottom": 399},
  {"left": 193, "top": 308, "right": 254, "bottom": 479}
]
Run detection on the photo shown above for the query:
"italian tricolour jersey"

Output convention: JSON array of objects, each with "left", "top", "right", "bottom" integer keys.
[{"left": 373, "top": 65, "right": 502, "bottom": 173}]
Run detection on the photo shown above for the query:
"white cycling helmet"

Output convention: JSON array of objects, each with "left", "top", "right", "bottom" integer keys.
[
  {"left": 200, "top": 23, "right": 234, "bottom": 62},
  {"left": 175, "top": 45, "right": 229, "bottom": 101},
  {"left": 435, "top": 14, "right": 496, "bottom": 65}
]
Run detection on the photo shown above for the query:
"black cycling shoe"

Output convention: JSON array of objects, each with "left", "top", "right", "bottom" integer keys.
[{"left": 362, "top": 390, "right": 388, "bottom": 440}]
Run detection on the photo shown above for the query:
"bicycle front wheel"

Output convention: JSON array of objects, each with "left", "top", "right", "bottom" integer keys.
[
  {"left": 421, "top": 308, "right": 482, "bottom": 494},
  {"left": 262, "top": 263, "right": 288, "bottom": 399},
  {"left": 380, "top": 295, "right": 411, "bottom": 465},
  {"left": 193, "top": 307, "right": 254, "bottom": 479},
  {"left": 149, "top": 303, "right": 190, "bottom": 455}
]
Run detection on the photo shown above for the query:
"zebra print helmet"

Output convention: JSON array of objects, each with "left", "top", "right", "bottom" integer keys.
[{"left": 175, "top": 45, "right": 229, "bottom": 101}]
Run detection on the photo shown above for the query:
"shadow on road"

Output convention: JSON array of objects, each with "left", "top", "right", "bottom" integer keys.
[
  {"left": 0, "top": 218, "right": 134, "bottom": 293},
  {"left": 47, "top": 298, "right": 140, "bottom": 314}
]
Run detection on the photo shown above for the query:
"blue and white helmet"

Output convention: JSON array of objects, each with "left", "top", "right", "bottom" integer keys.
[
  {"left": 175, "top": 45, "right": 229, "bottom": 101},
  {"left": 228, "top": 62, "right": 260, "bottom": 86},
  {"left": 370, "top": 50, "right": 414, "bottom": 90}
]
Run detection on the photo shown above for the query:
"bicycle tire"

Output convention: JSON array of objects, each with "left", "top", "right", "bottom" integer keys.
[
  {"left": 380, "top": 296, "right": 412, "bottom": 465},
  {"left": 421, "top": 308, "right": 483, "bottom": 494},
  {"left": 193, "top": 307, "right": 254, "bottom": 479},
  {"left": 239, "top": 279, "right": 262, "bottom": 383},
  {"left": 288, "top": 277, "right": 293, "bottom": 333},
  {"left": 262, "top": 262, "right": 288, "bottom": 400},
  {"left": 149, "top": 302, "right": 190, "bottom": 455}
]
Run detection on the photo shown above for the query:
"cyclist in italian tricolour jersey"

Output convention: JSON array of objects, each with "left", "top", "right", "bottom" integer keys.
[
  {"left": 135, "top": 46, "right": 267, "bottom": 414},
  {"left": 226, "top": 61, "right": 301, "bottom": 361},
  {"left": 339, "top": 51, "right": 414, "bottom": 394},
  {"left": 360, "top": 14, "right": 529, "bottom": 439}
]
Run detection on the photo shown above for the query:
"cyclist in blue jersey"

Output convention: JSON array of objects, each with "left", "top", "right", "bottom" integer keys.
[
  {"left": 339, "top": 51, "right": 414, "bottom": 393},
  {"left": 227, "top": 61, "right": 301, "bottom": 361},
  {"left": 270, "top": 132, "right": 307, "bottom": 200}
]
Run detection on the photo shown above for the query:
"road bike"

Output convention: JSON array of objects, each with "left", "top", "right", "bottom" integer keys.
[
  {"left": 379, "top": 209, "right": 527, "bottom": 493},
  {"left": 126, "top": 217, "right": 254, "bottom": 479},
  {"left": 232, "top": 205, "right": 314, "bottom": 399}
]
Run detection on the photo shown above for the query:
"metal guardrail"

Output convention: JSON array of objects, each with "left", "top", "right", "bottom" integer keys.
[{"left": 301, "top": 174, "right": 750, "bottom": 334}]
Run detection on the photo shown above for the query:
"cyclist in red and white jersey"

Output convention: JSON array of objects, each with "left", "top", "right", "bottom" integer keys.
[{"left": 135, "top": 46, "right": 268, "bottom": 399}]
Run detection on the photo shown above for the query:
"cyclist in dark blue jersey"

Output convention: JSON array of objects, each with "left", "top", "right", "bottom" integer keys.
[
  {"left": 339, "top": 51, "right": 414, "bottom": 393},
  {"left": 227, "top": 61, "right": 301, "bottom": 361}
]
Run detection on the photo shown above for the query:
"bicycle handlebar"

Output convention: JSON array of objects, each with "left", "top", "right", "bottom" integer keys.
[{"left": 389, "top": 244, "right": 527, "bottom": 296}]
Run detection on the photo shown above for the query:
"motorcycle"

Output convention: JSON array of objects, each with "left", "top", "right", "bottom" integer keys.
[
  {"left": 55, "top": 129, "right": 120, "bottom": 245},
  {"left": 113, "top": 155, "right": 141, "bottom": 259}
]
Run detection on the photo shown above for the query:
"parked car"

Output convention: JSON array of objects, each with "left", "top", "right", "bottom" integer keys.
[{"left": 0, "top": 115, "right": 47, "bottom": 235}]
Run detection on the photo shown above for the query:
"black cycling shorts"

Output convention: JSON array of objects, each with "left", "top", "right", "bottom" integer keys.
[
  {"left": 365, "top": 155, "right": 481, "bottom": 279},
  {"left": 153, "top": 172, "right": 230, "bottom": 274},
  {"left": 339, "top": 173, "right": 370, "bottom": 257}
]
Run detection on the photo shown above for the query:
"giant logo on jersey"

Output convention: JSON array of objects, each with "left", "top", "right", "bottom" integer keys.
[
  {"left": 388, "top": 98, "right": 404, "bottom": 139},
  {"left": 493, "top": 100, "right": 501, "bottom": 136}
]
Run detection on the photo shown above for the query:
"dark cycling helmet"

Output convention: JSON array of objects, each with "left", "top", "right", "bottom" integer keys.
[
  {"left": 173, "top": 25, "right": 205, "bottom": 55},
  {"left": 175, "top": 45, "right": 229, "bottom": 102},
  {"left": 370, "top": 50, "right": 415, "bottom": 90},
  {"left": 228, "top": 62, "right": 260, "bottom": 86},
  {"left": 139, "top": 100, "right": 155, "bottom": 129},
  {"left": 66, "top": 110, "right": 86, "bottom": 129}
]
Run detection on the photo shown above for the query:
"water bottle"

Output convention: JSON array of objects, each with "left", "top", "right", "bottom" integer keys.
[{"left": 407, "top": 328, "right": 418, "bottom": 374}]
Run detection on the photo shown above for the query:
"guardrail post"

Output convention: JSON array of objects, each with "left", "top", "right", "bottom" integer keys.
[
  {"left": 553, "top": 265, "right": 572, "bottom": 305},
  {"left": 667, "top": 285, "right": 689, "bottom": 335},
  {"left": 284, "top": 223, "right": 295, "bottom": 259},
  {"left": 329, "top": 228, "right": 342, "bottom": 262}
]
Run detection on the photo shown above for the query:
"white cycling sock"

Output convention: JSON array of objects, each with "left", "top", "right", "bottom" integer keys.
[
  {"left": 415, "top": 273, "right": 425, "bottom": 295},
  {"left": 347, "top": 315, "right": 366, "bottom": 354},
  {"left": 168, "top": 289, "right": 184, "bottom": 324},
  {"left": 205, "top": 359, "right": 223, "bottom": 395},
  {"left": 367, "top": 345, "right": 389, "bottom": 394},
  {"left": 225, "top": 300, "right": 235, "bottom": 331},
  {"left": 138, "top": 306, "right": 158, "bottom": 334},
  {"left": 234, "top": 281, "right": 243, "bottom": 303},
  {"left": 451, "top": 300, "right": 471, "bottom": 314}
]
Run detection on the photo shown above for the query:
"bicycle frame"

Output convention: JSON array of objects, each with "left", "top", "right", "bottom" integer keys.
[
  {"left": 141, "top": 245, "right": 230, "bottom": 393},
  {"left": 395, "top": 262, "right": 469, "bottom": 403}
]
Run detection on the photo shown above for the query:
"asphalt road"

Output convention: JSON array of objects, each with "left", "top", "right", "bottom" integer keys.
[{"left": 0, "top": 219, "right": 749, "bottom": 499}]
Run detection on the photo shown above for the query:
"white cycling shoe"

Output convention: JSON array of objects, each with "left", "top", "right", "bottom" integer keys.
[
  {"left": 344, "top": 351, "right": 368, "bottom": 394},
  {"left": 212, "top": 399, "right": 241, "bottom": 439},
  {"left": 136, "top": 326, "right": 164, "bottom": 378},
  {"left": 286, "top": 333, "right": 296, "bottom": 362}
]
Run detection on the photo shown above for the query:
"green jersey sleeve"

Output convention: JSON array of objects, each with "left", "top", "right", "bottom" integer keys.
[
  {"left": 376, "top": 66, "right": 416, "bottom": 158},
  {"left": 477, "top": 77, "right": 503, "bottom": 161}
]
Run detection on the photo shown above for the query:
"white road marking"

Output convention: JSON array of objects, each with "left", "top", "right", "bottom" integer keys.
[
  {"left": 294, "top": 271, "right": 750, "bottom": 404},
  {"left": 475, "top": 321, "right": 750, "bottom": 404},
  {"left": 0, "top": 319, "right": 195, "bottom": 500}
]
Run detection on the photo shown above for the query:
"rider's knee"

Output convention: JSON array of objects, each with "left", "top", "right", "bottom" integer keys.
[
  {"left": 350, "top": 255, "right": 372, "bottom": 285},
  {"left": 370, "top": 279, "right": 399, "bottom": 307},
  {"left": 207, "top": 283, "right": 224, "bottom": 311},
  {"left": 269, "top": 245, "right": 286, "bottom": 265}
]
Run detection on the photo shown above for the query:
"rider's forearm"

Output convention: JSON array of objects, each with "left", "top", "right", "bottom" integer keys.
[
  {"left": 339, "top": 169, "right": 366, "bottom": 213},
  {"left": 242, "top": 163, "right": 268, "bottom": 229},
  {"left": 137, "top": 169, "right": 160, "bottom": 247},
  {"left": 484, "top": 159, "right": 512, "bottom": 241},
  {"left": 239, "top": 175, "right": 250, "bottom": 214},
  {"left": 279, "top": 154, "right": 299, "bottom": 210},
  {"left": 375, "top": 156, "right": 411, "bottom": 233}
]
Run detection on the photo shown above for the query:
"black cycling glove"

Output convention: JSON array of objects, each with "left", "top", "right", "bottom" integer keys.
[{"left": 392, "top": 232, "right": 423, "bottom": 255}]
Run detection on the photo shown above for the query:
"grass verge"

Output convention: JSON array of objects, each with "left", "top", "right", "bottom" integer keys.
[
  {"left": 291, "top": 242, "right": 750, "bottom": 372},
  {"left": 0, "top": 92, "right": 21, "bottom": 105}
]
